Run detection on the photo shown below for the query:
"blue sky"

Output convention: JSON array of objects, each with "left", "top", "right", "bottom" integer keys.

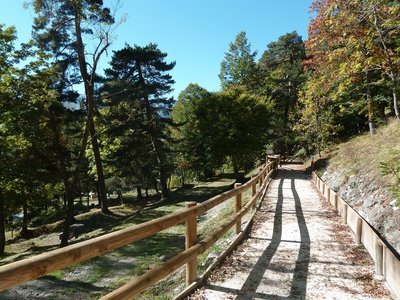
[{"left": 1, "top": 0, "right": 313, "bottom": 98}]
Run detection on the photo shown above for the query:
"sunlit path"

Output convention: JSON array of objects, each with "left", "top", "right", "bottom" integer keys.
[{"left": 190, "top": 165, "right": 392, "bottom": 300}]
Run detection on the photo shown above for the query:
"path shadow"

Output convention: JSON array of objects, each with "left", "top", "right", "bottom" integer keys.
[
  {"left": 235, "top": 177, "right": 284, "bottom": 299},
  {"left": 208, "top": 167, "right": 311, "bottom": 299},
  {"left": 289, "top": 177, "right": 310, "bottom": 299}
]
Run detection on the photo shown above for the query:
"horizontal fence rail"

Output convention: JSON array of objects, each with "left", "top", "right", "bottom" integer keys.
[
  {"left": 0, "top": 156, "right": 279, "bottom": 299},
  {"left": 312, "top": 172, "right": 400, "bottom": 299}
]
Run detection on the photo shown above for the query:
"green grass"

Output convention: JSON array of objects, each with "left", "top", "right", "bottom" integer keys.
[
  {"left": 48, "top": 269, "right": 64, "bottom": 280},
  {"left": 316, "top": 119, "right": 400, "bottom": 204},
  {"left": 86, "top": 265, "right": 111, "bottom": 284},
  {"left": 3, "top": 169, "right": 266, "bottom": 299},
  {"left": 94, "top": 173, "right": 254, "bottom": 298}
]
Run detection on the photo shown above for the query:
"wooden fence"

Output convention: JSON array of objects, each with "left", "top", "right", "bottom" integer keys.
[
  {"left": 0, "top": 156, "right": 279, "bottom": 300},
  {"left": 312, "top": 172, "right": 400, "bottom": 299}
]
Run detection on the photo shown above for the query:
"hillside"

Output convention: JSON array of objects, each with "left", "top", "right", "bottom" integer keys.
[{"left": 317, "top": 120, "right": 400, "bottom": 254}]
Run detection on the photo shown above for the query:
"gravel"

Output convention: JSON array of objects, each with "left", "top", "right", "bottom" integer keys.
[{"left": 188, "top": 165, "right": 392, "bottom": 300}]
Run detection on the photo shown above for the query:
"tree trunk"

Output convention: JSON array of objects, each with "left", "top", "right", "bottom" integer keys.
[
  {"left": 20, "top": 198, "right": 29, "bottom": 238},
  {"left": 232, "top": 156, "right": 240, "bottom": 179},
  {"left": 88, "top": 119, "right": 109, "bottom": 212},
  {"left": 0, "top": 188, "right": 5, "bottom": 256},
  {"left": 154, "top": 183, "right": 159, "bottom": 195},
  {"left": 368, "top": 121, "right": 376, "bottom": 135},
  {"left": 136, "top": 61, "right": 169, "bottom": 198},
  {"left": 73, "top": 6, "right": 109, "bottom": 213},
  {"left": 393, "top": 85, "right": 399, "bottom": 119},
  {"left": 63, "top": 193, "right": 67, "bottom": 208},
  {"left": 137, "top": 187, "right": 143, "bottom": 201},
  {"left": 48, "top": 111, "right": 76, "bottom": 247},
  {"left": 117, "top": 191, "right": 123, "bottom": 205},
  {"left": 366, "top": 71, "right": 376, "bottom": 135},
  {"left": 378, "top": 101, "right": 386, "bottom": 120},
  {"left": 159, "top": 168, "right": 169, "bottom": 198},
  {"left": 60, "top": 184, "right": 74, "bottom": 247}
]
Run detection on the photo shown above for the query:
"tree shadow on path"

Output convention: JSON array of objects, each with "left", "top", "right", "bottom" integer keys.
[{"left": 208, "top": 167, "right": 311, "bottom": 299}]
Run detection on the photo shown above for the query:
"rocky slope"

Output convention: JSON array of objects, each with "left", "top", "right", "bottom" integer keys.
[
  {"left": 318, "top": 121, "right": 400, "bottom": 255},
  {"left": 321, "top": 168, "right": 400, "bottom": 254}
]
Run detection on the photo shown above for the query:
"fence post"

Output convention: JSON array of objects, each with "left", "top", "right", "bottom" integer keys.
[
  {"left": 185, "top": 202, "right": 197, "bottom": 285},
  {"left": 333, "top": 194, "right": 338, "bottom": 211},
  {"left": 251, "top": 175, "right": 257, "bottom": 209},
  {"left": 356, "top": 217, "right": 362, "bottom": 245},
  {"left": 343, "top": 203, "right": 348, "bottom": 224},
  {"left": 234, "top": 183, "right": 242, "bottom": 234},
  {"left": 259, "top": 168, "right": 263, "bottom": 188},
  {"left": 327, "top": 187, "right": 331, "bottom": 204},
  {"left": 375, "top": 241, "right": 384, "bottom": 277},
  {"left": 251, "top": 175, "right": 256, "bottom": 196}
]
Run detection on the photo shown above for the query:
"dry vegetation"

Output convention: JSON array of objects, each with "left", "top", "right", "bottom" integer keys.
[
  {"left": 329, "top": 119, "right": 400, "bottom": 190},
  {"left": 319, "top": 119, "right": 400, "bottom": 255}
]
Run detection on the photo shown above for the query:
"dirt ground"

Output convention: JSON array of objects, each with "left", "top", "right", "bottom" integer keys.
[{"left": 188, "top": 165, "right": 393, "bottom": 300}]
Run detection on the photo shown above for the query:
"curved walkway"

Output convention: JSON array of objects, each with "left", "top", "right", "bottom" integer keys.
[{"left": 189, "top": 165, "right": 392, "bottom": 300}]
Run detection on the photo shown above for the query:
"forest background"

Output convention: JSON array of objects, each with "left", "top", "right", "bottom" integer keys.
[{"left": 0, "top": 0, "right": 399, "bottom": 257}]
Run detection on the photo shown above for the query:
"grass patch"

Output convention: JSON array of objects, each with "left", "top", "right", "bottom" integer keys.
[
  {"left": 48, "top": 269, "right": 64, "bottom": 280},
  {"left": 2, "top": 171, "right": 261, "bottom": 299},
  {"left": 86, "top": 265, "right": 111, "bottom": 284}
]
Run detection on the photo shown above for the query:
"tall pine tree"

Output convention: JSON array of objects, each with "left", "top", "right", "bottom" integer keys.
[
  {"left": 258, "top": 31, "right": 306, "bottom": 154},
  {"left": 31, "top": 0, "right": 116, "bottom": 218},
  {"left": 103, "top": 43, "right": 175, "bottom": 198},
  {"left": 219, "top": 31, "right": 258, "bottom": 90}
]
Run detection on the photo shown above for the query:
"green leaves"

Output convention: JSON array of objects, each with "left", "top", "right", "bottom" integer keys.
[
  {"left": 101, "top": 43, "right": 176, "bottom": 190},
  {"left": 299, "top": 0, "right": 400, "bottom": 152},
  {"left": 258, "top": 31, "right": 306, "bottom": 154},
  {"left": 219, "top": 31, "right": 257, "bottom": 90},
  {"left": 173, "top": 85, "right": 273, "bottom": 177}
]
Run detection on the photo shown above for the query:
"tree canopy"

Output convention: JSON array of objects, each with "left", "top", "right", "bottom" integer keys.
[
  {"left": 219, "top": 31, "right": 258, "bottom": 90},
  {"left": 1, "top": 0, "right": 399, "bottom": 254}
]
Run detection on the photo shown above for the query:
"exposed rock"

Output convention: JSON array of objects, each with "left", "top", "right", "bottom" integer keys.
[{"left": 321, "top": 166, "right": 400, "bottom": 254}]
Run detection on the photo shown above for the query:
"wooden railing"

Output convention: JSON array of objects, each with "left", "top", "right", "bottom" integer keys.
[{"left": 0, "top": 156, "right": 279, "bottom": 300}]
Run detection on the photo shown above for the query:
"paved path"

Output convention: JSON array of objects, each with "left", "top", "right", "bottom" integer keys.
[{"left": 189, "top": 165, "right": 392, "bottom": 300}]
